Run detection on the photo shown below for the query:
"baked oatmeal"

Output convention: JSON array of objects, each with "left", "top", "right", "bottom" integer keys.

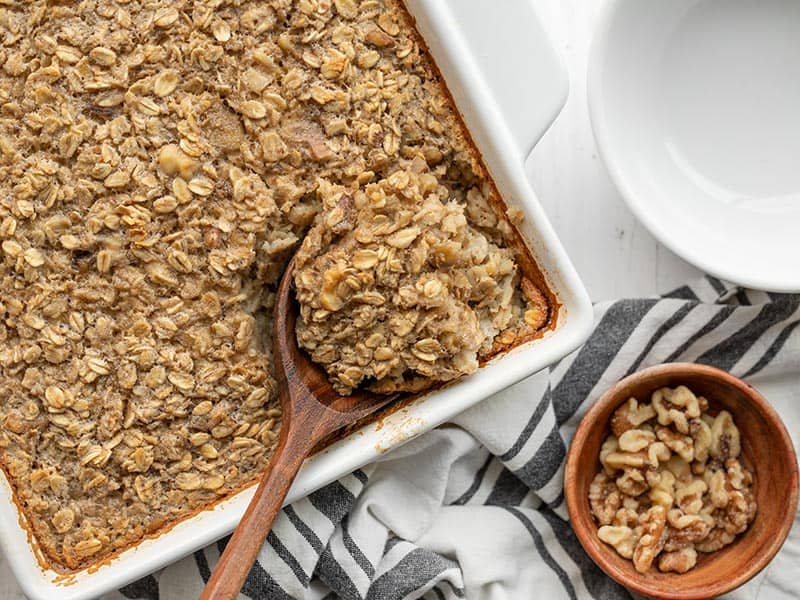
[{"left": 0, "top": 0, "right": 552, "bottom": 571}]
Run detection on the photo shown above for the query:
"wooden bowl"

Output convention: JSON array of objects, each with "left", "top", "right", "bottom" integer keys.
[{"left": 565, "top": 363, "right": 798, "bottom": 600}]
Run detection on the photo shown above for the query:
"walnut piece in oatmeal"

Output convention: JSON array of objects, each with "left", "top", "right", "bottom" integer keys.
[
  {"left": 591, "top": 386, "right": 756, "bottom": 574},
  {"left": 0, "top": 0, "right": 552, "bottom": 571}
]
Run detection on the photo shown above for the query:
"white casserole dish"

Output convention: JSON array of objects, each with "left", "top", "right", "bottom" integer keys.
[{"left": 0, "top": 1, "right": 592, "bottom": 598}]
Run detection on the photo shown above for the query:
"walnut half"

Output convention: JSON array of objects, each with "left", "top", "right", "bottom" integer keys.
[
  {"left": 658, "top": 547, "right": 698, "bottom": 573},
  {"left": 633, "top": 505, "right": 667, "bottom": 573},
  {"left": 590, "top": 471, "right": 622, "bottom": 526},
  {"left": 598, "top": 525, "right": 639, "bottom": 559},
  {"left": 611, "top": 398, "right": 657, "bottom": 437}
]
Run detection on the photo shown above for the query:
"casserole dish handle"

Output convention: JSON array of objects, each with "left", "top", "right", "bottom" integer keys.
[{"left": 444, "top": 0, "right": 569, "bottom": 159}]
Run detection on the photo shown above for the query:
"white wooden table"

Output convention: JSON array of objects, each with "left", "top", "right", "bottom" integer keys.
[
  {"left": 0, "top": 2, "right": 704, "bottom": 599},
  {"left": 528, "top": 0, "right": 700, "bottom": 302}
]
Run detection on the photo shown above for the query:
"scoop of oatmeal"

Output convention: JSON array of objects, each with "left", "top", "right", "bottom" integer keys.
[{"left": 294, "top": 163, "right": 524, "bottom": 395}]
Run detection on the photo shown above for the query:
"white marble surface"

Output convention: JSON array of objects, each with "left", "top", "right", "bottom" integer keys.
[{"left": 0, "top": 2, "right": 704, "bottom": 599}]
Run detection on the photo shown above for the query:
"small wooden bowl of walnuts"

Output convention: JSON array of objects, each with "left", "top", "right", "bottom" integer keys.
[{"left": 565, "top": 363, "right": 798, "bottom": 600}]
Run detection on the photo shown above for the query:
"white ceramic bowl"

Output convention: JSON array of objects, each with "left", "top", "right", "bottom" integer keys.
[
  {"left": 589, "top": 0, "right": 800, "bottom": 292},
  {"left": 0, "top": 1, "right": 592, "bottom": 599}
]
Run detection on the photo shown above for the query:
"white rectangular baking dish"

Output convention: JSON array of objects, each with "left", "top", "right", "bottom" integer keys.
[{"left": 0, "top": 1, "right": 592, "bottom": 598}]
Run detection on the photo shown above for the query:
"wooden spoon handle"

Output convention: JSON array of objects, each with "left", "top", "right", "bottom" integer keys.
[{"left": 199, "top": 431, "right": 313, "bottom": 600}]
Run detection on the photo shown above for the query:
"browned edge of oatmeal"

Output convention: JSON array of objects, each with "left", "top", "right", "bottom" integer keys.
[
  {"left": 0, "top": 0, "right": 560, "bottom": 577},
  {"left": 0, "top": 455, "right": 267, "bottom": 576},
  {"left": 397, "top": 1, "right": 561, "bottom": 357}
]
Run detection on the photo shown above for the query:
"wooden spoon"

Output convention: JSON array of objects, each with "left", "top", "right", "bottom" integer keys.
[{"left": 200, "top": 256, "right": 398, "bottom": 600}]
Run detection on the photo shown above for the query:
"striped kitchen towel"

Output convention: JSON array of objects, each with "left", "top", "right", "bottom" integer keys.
[{"left": 109, "top": 278, "right": 800, "bottom": 600}]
